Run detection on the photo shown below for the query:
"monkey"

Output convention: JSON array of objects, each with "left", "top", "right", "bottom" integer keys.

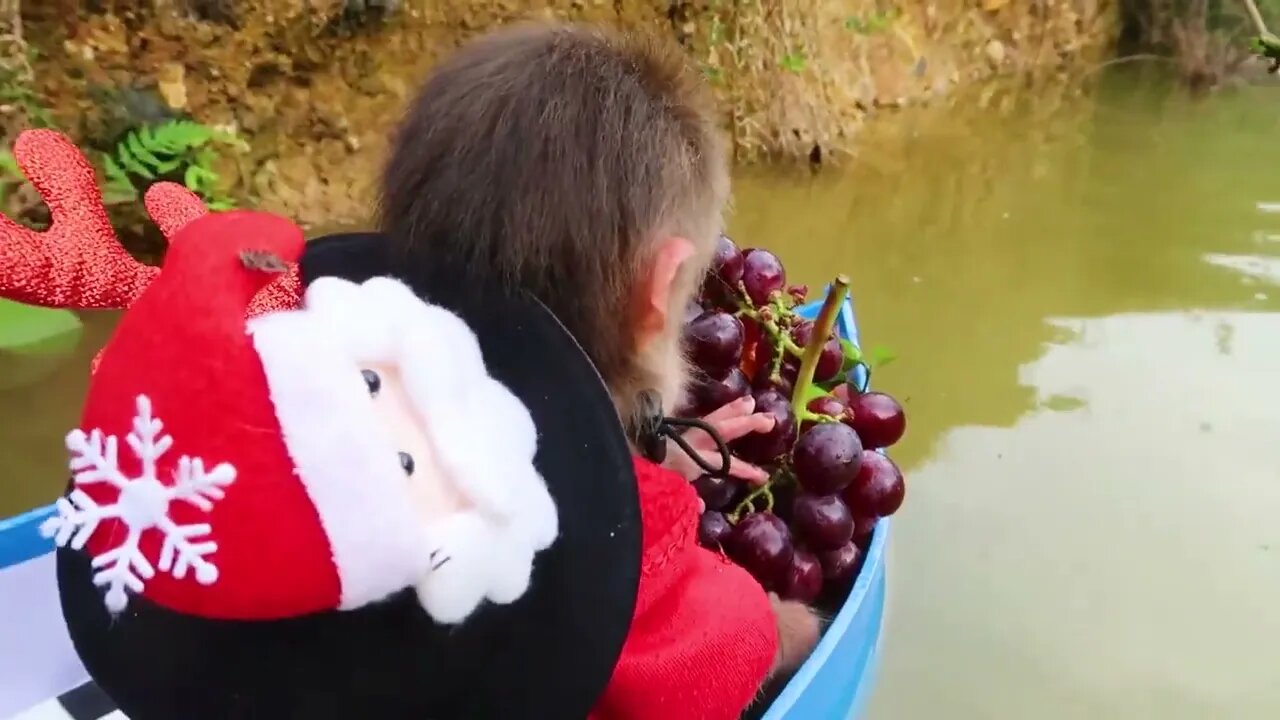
[{"left": 377, "top": 22, "right": 821, "bottom": 720}]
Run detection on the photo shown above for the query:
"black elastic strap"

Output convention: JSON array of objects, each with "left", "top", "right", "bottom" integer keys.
[{"left": 631, "top": 390, "right": 732, "bottom": 478}]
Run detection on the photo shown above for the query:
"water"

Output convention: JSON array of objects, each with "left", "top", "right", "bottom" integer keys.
[
  {"left": 2, "top": 70, "right": 1279, "bottom": 717},
  {"left": 729, "top": 73, "right": 1280, "bottom": 719}
]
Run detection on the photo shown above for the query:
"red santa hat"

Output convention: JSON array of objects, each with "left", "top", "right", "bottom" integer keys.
[
  {"left": 43, "top": 211, "right": 346, "bottom": 619},
  {"left": 41, "top": 205, "right": 559, "bottom": 623}
]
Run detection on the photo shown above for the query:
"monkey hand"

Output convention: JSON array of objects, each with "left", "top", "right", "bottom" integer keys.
[
  {"left": 666, "top": 395, "right": 775, "bottom": 485},
  {"left": 767, "top": 593, "right": 821, "bottom": 676}
]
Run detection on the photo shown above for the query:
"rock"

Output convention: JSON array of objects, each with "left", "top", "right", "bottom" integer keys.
[
  {"left": 985, "top": 40, "right": 1006, "bottom": 66},
  {"left": 156, "top": 62, "right": 188, "bottom": 110}
]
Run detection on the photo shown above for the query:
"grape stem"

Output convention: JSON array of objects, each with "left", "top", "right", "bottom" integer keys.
[
  {"left": 736, "top": 296, "right": 806, "bottom": 384},
  {"left": 729, "top": 479, "right": 776, "bottom": 523},
  {"left": 790, "top": 275, "right": 852, "bottom": 420}
]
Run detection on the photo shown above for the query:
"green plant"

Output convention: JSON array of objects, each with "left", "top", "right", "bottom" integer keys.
[
  {"left": 0, "top": 47, "right": 53, "bottom": 130},
  {"left": 1248, "top": 32, "right": 1280, "bottom": 67},
  {"left": 101, "top": 119, "right": 247, "bottom": 211},
  {"left": 0, "top": 149, "right": 23, "bottom": 210},
  {"left": 1242, "top": 0, "right": 1280, "bottom": 69},
  {"left": 844, "top": 8, "right": 899, "bottom": 34},
  {"left": 779, "top": 50, "right": 808, "bottom": 73}
]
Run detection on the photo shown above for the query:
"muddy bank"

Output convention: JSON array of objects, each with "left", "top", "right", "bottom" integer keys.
[{"left": 9, "top": 0, "right": 1117, "bottom": 234}]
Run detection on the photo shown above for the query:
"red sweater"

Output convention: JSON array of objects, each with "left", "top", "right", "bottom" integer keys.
[{"left": 589, "top": 457, "right": 778, "bottom": 720}]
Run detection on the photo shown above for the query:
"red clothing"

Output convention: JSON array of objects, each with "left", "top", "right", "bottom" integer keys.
[{"left": 589, "top": 457, "right": 778, "bottom": 720}]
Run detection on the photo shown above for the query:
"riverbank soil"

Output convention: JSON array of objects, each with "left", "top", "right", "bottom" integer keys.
[{"left": 5, "top": 0, "right": 1116, "bottom": 237}]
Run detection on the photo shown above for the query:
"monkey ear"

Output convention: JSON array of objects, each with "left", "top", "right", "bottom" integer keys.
[{"left": 636, "top": 235, "right": 696, "bottom": 346}]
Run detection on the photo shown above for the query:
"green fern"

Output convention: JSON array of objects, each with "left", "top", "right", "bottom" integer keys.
[
  {"left": 0, "top": 150, "right": 23, "bottom": 209},
  {"left": 101, "top": 119, "right": 246, "bottom": 209}
]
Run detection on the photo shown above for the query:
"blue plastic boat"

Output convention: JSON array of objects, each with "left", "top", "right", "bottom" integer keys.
[{"left": 0, "top": 292, "right": 889, "bottom": 720}]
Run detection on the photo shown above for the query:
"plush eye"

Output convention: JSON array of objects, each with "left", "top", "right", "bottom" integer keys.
[
  {"left": 399, "top": 451, "right": 415, "bottom": 476},
  {"left": 362, "top": 369, "right": 381, "bottom": 396}
]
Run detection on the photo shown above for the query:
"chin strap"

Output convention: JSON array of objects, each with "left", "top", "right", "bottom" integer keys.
[{"left": 631, "top": 389, "right": 732, "bottom": 478}]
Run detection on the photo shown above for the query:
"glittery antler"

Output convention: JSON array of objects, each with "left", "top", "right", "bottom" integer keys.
[
  {"left": 144, "top": 182, "right": 209, "bottom": 239},
  {"left": 0, "top": 130, "right": 158, "bottom": 309},
  {"left": 143, "top": 179, "right": 301, "bottom": 317},
  {"left": 0, "top": 129, "right": 301, "bottom": 321}
]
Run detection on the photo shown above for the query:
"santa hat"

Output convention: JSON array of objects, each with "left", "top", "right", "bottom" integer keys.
[
  {"left": 46, "top": 208, "right": 559, "bottom": 624},
  {"left": 48, "top": 210, "right": 347, "bottom": 621}
]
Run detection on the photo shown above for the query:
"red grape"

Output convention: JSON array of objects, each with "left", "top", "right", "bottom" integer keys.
[
  {"left": 790, "top": 321, "right": 843, "bottom": 382},
  {"left": 704, "top": 235, "right": 746, "bottom": 309},
  {"left": 779, "top": 549, "right": 823, "bottom": 602},
  {"left": 689, "top": 366, "right": 751, "bottom": 415},
  {"left": 727, "top": 512, "right": 794, "bottom": 587},
  {"left": 819, "top": 542, "right": 863, "bottom": 586},
  {"left": 792, "top": 422, "right": 863, "bottom": 494},
  {"left": 698, "top": 511, "right": 734, "bottom": 549},
  {"left": 852, "top": 515, "right": 877, "bottom": 548},
  {"left": 741, "top": 249, "right": 786, "bottom": 306},
  {"left": 692, "top": 473, "right": 739, "bottom": 512},
  {"left": 791, "top": 493, "right": 855, "bottom": 551},
  {"left": 787, "top": 284, "right": 809, "bottom": 305},
  {"left": 847, "top": 391, "right": 906, "bottom": 449},
  {"left": 683, "top": 300, "right": 704, "bottom": 325},
  {"left": 831, "top": 383, "right": 852, "bottom": 404},
  {"left": 684, "top": 311, "right": 745, "bottom": 379},
  {"left": 730, "top": 390, "right": 798, "bottom": 464},
  {"left": 842, "top": 450, "right": 906, "bottom": 517},
  {"left": 800, "top": 395, "right": 851, "bottom": 433},
  {"left": 713, "top": 234, "right": 745, "bottom": 285}
]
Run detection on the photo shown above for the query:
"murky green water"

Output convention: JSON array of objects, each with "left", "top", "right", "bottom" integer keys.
[
  {"left": 730, "top": 72, "right": 1280, "bottom": 719},
  {"left": 3, "top": 69, "right": 1279, "bottom": 718}
]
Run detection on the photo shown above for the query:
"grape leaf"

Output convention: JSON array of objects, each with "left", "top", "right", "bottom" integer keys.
[
  {"left": 793, "top": 379, "right": 831, "bottom": 408},
  {"left": 0, "top": 298, "right": 82, "bottom": 352},
  {"left": 866, "top": 344, "right": 898, "bottom": 368},
  {"left": 839, "top": 338, "right": 862, "bottom": 374}
]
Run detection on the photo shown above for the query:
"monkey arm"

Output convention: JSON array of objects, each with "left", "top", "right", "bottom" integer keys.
[{"left": 590, "top": 458, "right": 778, "bottom": 720}]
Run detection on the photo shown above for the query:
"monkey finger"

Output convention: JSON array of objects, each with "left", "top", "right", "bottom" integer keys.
[
  {"left": 701, "top": 395, "right": 756, "bottom": 424},
  {"left": 709, "top": 411, "right": 777, "bottom": 443},
  {"left": 726, "top": 456, "right": 770, "bottom": 484}
]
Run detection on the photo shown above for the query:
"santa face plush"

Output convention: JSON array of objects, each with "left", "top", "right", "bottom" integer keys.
[{"left": 247, "top": 275, "right": 559, "bottom": 623}]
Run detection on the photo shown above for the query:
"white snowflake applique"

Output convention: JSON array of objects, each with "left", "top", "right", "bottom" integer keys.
[{"left": 40, "top": 394, "right": 237, "bottom": 613}]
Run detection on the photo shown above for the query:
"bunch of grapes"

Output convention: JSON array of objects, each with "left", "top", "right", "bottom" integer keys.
[{"left": 681, "top": 235, "right": 909, "bottom": 604}]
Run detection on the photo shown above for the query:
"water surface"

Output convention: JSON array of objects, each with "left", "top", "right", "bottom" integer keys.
[{"left": 729, "top": 72, "right": 1280, "bottom": 719}]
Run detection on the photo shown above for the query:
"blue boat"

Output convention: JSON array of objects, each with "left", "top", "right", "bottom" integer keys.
[{"left": 0, "top": 292, "right": 889, "bottom": 720}]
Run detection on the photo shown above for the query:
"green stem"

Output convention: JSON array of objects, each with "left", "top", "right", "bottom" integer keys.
[
  {"left": 791, "top": 275, "right": 852, "bottom": 419},
  {"left": 739, "top": 302, "right": 791, "bottom": 379},
  {"left": 729, "top": 480, "right": 776, "bottom": 522},
  {"left": 1243, "top": 0, "right": 1271, "bottom": 38}
]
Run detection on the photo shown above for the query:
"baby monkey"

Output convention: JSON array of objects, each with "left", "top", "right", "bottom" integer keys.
[{"left": 380, "top": 22, "right": 820, "bottom": 720}]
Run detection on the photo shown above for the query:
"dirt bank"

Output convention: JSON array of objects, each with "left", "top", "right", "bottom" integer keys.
[{"left": 8, "top": 0, "right": 1117, "bottom": 233}]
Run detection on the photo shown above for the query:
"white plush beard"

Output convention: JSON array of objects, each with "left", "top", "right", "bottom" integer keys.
[{"left": 414, "top": 511, "right": 536, "bottom": 625}]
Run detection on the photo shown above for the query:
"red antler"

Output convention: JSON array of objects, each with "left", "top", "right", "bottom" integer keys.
[
  {"left": 0, "top": 130, "right": 158, "bottom": 309},
  {"left": 144, "top": 182, "right": 209, "bottom": 239},
  {"left": 143, "top": 182, "right": 301, "bottom": 317}
]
